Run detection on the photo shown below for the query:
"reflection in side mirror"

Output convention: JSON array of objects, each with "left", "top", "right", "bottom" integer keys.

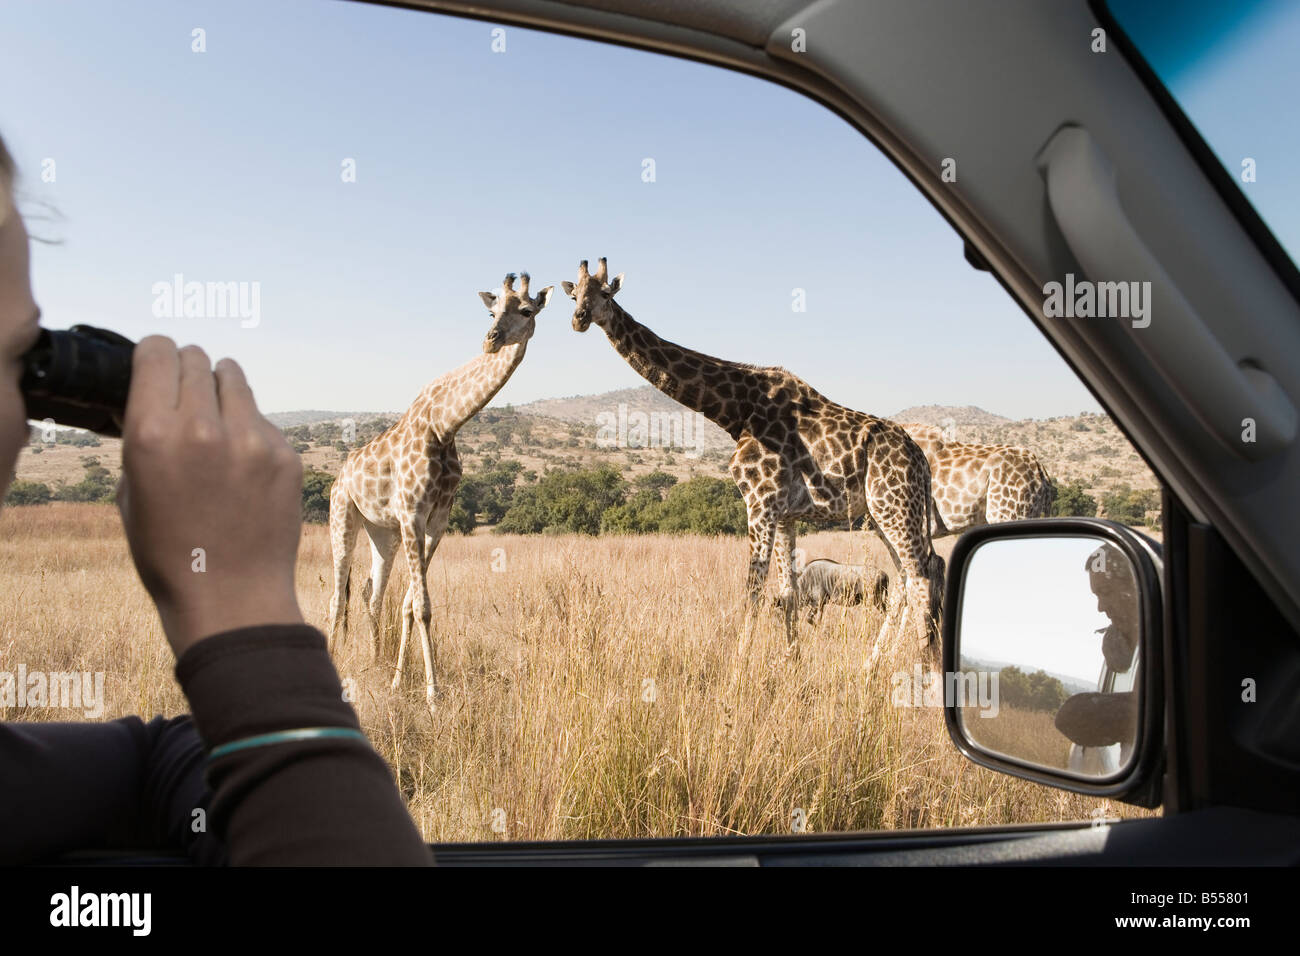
[{"left": 953, "top": 534, "right": 1143, "bottom": 780}]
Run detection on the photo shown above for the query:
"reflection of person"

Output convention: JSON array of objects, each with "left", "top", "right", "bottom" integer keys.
[
  {"left": 1090, "top": 544, "right": 1138, "bottom": 672},
  {"left": 0, "top": 133, "right": 429, "bottom": 863},
  {"left": 1055, "top": 544, "right": 1139, "bottom": 750}
]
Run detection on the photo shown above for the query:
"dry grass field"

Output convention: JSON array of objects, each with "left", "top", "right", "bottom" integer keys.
[
  {"left": 961, "top": 704, "right": 1075, "bottom": 770},
  {"left": 0, "top": 502, "right": 1154, "bottom": 841}
]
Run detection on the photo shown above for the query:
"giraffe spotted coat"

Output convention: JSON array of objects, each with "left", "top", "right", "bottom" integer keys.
[
  {"left": 327, "top": 273, "right": 552, "bottom": 705},
  {"left": 564, "top": 258, "right": 944, "bottom": 660},
  {"left": 898, "top": 423, "right": 1054, "bottom": 535}
]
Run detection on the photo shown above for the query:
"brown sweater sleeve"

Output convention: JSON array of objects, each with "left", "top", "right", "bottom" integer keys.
[{"left": 174, "top": 624, "right": 431, "bottom": 865}]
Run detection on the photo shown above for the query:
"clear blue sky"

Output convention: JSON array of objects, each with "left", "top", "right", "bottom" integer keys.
[{"left": 1, "top": 0, "right": 1290, "bottom": 419}]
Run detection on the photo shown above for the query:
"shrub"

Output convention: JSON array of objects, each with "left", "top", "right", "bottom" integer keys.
[
  {"left": 1049, "top": 479, "right": 1096, "bottom": 518},
  {"left": 602, "top": 474, "right": 746, "bottom": 536},
  {"left": 999, "top": 666, "right": 1069, "bottom": 712},
  {"left": 449, "top": 460, "right": 525, "bottom": 533},
  {"left": 57, "top": 430, "right": 100, "bottom": 447},
  {"left": 498, "top": 466, "right": 628, "bottom": 535},
  {"left": 52, "top": 462, "right": 115, "bottom": 504},
  {"left": 650, "top": 477, "right": 747, "bottom": 535},
  {"left": 1100, "top": 484, "right": 1159, "bottom": 525},
  {"left": 4, "top": 480, "right": 53, "bottom": 506},
  {"left": 301, "top": 468, "right": 335, "bottom": 524}
]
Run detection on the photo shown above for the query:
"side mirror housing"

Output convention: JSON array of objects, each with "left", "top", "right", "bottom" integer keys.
[{"left": 942, "top": 518, "right": 1164, "bottom": 805}]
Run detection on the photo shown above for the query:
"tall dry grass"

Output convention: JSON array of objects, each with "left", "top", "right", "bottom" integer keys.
[{"left": 0, "top": 503, "right": 1152, "bottom": 840}]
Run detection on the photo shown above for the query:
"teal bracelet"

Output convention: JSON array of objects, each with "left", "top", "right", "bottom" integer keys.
[{"left": 207, "top": 727, "right": 370, "bottom": 761}]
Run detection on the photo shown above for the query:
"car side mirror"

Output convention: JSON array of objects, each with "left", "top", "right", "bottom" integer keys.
[{"left": 942, "top": 518, "right": 1163, "bottom": 801}]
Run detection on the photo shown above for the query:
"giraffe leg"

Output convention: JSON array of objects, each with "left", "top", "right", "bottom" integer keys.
[
  {"left": 414, "top": 513, "right": 451, "bottom": 710},
  {"left": 863, "top": 442, "right": 944, "bottom": 671},
  {"left": 867, "top": 561, "right": 905, "bottom": 675},
  {"left": 773, "top": 517, "right": 799, "bottom": 649},
  {"left": 327, "top": 485, "right": 361, "bottom": 653},
  {"left": 744, "top": 506, "right": 776, "bottom": 608},
  {"left": 362, "top": 524, "right": 399, "bottom": 664},
  {"left": 731, "top": 503, "right": 774, "bottom": 669},
  {"left": 862, "top": 503, "right": 904, "bottom": 673},
  {"left": 394, "top": 580, "right": 414, "bottom": 690},
  {"left": 394, "top": 524, "right": 437, "bottom": 707}
]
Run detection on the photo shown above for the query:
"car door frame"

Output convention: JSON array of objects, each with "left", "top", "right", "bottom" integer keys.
[{"left": 311, "top": 0, "right": 1300, "bottom": 862}]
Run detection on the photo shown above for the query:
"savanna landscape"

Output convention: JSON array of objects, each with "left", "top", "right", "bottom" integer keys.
[{"left": 1, "top": 393, "right": 1159, "bottom": 840}]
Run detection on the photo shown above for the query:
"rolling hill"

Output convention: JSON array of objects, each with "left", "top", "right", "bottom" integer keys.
[{"left": 15, "top": 387, "right": 1157, "bottom": 516}]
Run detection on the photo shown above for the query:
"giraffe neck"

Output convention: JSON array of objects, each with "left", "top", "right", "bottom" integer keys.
[
  {"left": 423, "top": 341, "right": 528, "bottom": 441},
  {"left": 599, "top": 301, "right": 752, "bottom": 435}
]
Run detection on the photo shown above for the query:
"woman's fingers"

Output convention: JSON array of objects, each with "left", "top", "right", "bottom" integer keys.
[
  {"left": 215, "top": 358, "right": 291, "bottom": 450},
  {"left": 124, "top": 336, "right": 181, "bottom": 422},
  {"left": 117, "top": 345, "right": 305, "bottom": 659},
  {"left": 213, "top": 357, "right": 258, "bottom": 424},
  {"left": 177, "top": 345, "right": 219, "bottom": 422}
]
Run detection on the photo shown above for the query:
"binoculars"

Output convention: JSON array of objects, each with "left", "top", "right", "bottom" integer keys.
[{"left": 19, "top": 325, "right": 135, "bottom": 438}]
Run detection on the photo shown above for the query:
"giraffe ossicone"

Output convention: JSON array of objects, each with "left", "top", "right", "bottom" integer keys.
[
  {"left": 327, "top": 272, "right": 553, "bottom": 707},
  {"left": 564, "top": 256, "right": 944, "bottom": 664}
]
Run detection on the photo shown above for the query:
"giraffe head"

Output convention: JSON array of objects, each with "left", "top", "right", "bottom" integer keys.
[
  {"left": 478, "top": 272, "right": 553, "bottom": 353},
  {"left": 561, "top": 257, "right": 624, "bottom": 332}
]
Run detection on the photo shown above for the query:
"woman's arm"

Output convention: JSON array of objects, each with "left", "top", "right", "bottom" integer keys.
[
  {"left": 176, "top": 624, "right": 429, "bottom": 865},
  {"left": 0, "top": 713, "right": 222, "bottom": 864},
  {"left": 1, "top": 623, "right": 430, "bottom": 865},
  {"left": 115, "top": 339, "right": 429, "bottom": 864}
]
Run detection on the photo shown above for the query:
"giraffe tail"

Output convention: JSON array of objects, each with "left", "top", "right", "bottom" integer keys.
[
  {"left": 924, "top": 482, "right": 947, "bottom": 638},
  {"left": 930, "top": 496, "right": 950, "bottom": 538},
  {"left": 1039, "top": 462, "right": 1057, "bottom": 518},
  {"left": 341, "top": 575, "right": 350, "bottom": 630}
]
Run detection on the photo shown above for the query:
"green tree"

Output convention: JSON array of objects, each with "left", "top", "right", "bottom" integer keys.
[
  {"left": 648, "top": 476, "right": 747, "bottom": 535},
  {"left": 4, "top": 479, "right": 53, "bottom": 506},
  {"left": 602, "top": 474, "right": 746, "bottom": 535},
  {"left": 447, "top": 498, "right": 475, "bottom": 535},
  {"left": 301, "top": 468, "right": 335, "bottom": 524},
  {"left": 1100, "top": 483, "right": 1158, "bottom": 525},
  {"left": 310, "top": 421, "right": 341, "bottom": 445},
  {"left": 999, "top": 665, "right": 1069, "bottom": 712},
  {"left": 498, "top": 466, "right": 628, "bottom": 535},
  {"left": 1049, "top": 479, "right": 1097, "bottom": 518},
  {"left": 57, "top": 429, "right": 100, "bottom": 447},
  {"left": 52, "top": 460, "right": 116, "bottom": 503},
  {"left": 448, "top": 459, "right": 526, "bottom": 533},
  {"left": 633, "top": 470, "right": 678, "bottom": 497}
]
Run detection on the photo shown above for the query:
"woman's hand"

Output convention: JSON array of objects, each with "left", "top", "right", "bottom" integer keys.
[{"left": 117, "top": 336, "right": 305, "bottom": 659}]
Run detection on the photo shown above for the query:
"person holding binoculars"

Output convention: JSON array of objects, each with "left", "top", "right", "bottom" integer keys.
[{"left": 0, "top": 133, "right": 430, "bottom": 865}]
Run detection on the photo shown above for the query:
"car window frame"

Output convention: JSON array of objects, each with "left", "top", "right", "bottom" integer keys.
[{"left": 1093, "top": 0, "right": 1300, "bottom": 310}]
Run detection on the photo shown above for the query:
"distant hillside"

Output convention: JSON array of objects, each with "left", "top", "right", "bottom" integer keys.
[
  {"left": 515, "top": 385, "right": 734, "bottom": 453},
  {"left": 264, "top": 410, "right": 398, "bottom": 428},
  {"left": 960, "top": 655, "right": 1096, "bottom": 698},
  {"left": 258, "top": 398, "right": 1160, "bottom": 512},
  {"left": 15, "top": 392, "right": 1157, "bottom": 518},
  {"left": 890, "top": 405, "right": 1011, "bottom": 427}
]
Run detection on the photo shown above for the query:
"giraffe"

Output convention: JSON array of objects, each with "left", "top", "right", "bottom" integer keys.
[
  {"left": 562, "top": 258, "right": 944, "bottom": 662},
  {"left": 896, "top": 422, "right": 1055, "bottom": 536},
  {"left": 327, "top": 272, "right": 553, "bottom": 705}
]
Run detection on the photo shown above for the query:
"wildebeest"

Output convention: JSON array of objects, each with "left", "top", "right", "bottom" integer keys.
[{"left": 794, "top": 557, "right": 890, "bottom": 624}]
